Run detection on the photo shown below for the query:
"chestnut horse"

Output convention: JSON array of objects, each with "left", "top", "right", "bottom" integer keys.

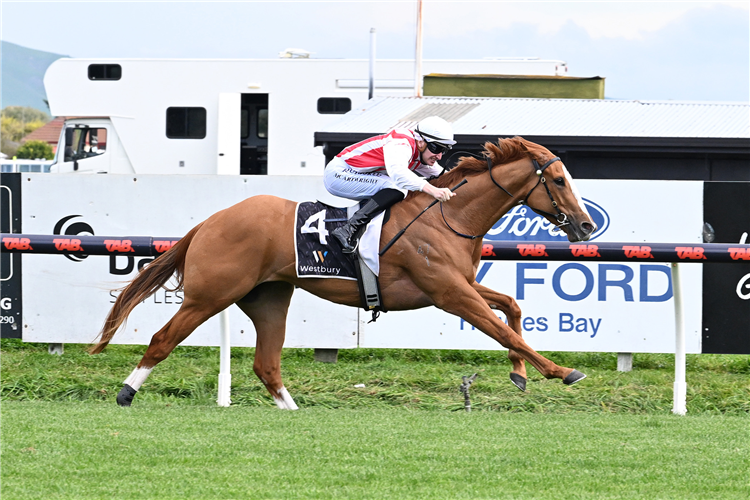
[{"left": 93, "top": 137, "right": 596, "bottom": 409}]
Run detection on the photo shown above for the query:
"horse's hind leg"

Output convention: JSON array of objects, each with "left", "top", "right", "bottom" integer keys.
[
  {"left": 235, "top": 281, "right": 299, "bottom": 410},
  {"left": 117, "top": 299, "right": 227, "bottom": 406},
  {"left": 472, "top": 282, "right": 528, "bottom": 392}
]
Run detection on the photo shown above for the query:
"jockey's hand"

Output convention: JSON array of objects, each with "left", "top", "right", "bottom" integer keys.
[{"left": 422, "top": 184, "right": 456, "bottom": 203}]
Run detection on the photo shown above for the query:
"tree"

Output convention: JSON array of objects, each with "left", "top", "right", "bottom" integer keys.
[
  {"left": 1, "top": 106, "right": 52, "bottom": 157},
  {"left": 1, "top": 106, "right": 50, "bottom": 124},
  {"left": 1, "top": 115, "right": 24, "bottom": 142},
  {"left": 16, "top": 140, "right": 54, "bottom": 160}
]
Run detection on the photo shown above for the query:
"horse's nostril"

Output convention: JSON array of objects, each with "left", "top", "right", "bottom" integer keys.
[{"left": 581, "top": 222, "right": 596, "bottom": 234}]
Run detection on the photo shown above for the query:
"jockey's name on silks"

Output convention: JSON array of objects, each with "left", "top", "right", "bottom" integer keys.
[{"left": 327, "top": 128, "right": 445, "bottom": 198}]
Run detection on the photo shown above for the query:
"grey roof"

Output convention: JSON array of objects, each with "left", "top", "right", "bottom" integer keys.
[{"left": 323, "top": 96, "right": 750, "bottom": 139}]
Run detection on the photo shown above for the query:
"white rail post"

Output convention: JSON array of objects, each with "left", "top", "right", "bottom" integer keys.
[
  {"left": 217, "top": 309, "right": 232, "bottom": 407},
  {"left": 671, "top": 263, "right": 687, "bottom": 415}
]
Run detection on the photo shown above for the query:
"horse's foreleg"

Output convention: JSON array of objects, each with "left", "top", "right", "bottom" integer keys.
[
  {"left": 471, "top": 282, "right": 527, "bottom": 391},
  {"left": 431, "top": 279, "right": 584, "bottom": 384},
  {"left": 117, "top": 299, "right": 226, "bottom": 406},
  {"left": 236, "top": 281, "right": 298, "bottom": 410}
]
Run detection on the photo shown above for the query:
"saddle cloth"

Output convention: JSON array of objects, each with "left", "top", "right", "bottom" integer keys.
[{"left": 294, "top": 201, "right": 385, "bottom": 280}]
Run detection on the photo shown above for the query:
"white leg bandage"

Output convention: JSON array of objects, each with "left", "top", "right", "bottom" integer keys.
[
  {"left": 124, "top": 367, "right": 153, "bottom": 391},
  {"left": 273, "top": 387, "right": 299, "bottom": 410}
]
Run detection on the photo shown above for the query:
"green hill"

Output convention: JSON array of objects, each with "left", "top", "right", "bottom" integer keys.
[{"left": 1, "top": 41, "right": 68, "bottom": 114}]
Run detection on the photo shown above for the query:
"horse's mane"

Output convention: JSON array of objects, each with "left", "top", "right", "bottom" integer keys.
[{"left": 425, "top": 136, "right": 544, "bottom": 191}]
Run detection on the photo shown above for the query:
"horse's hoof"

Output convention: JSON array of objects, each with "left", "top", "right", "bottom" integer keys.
[
  {"left": 117, "top": 384, "right": 137, "bottom": 406},
  {"left": 509, "top": 373, "right": 527, "bottom": 392},
  {"left": 563, "top": 369, "right": 587, "bottom": 385}
]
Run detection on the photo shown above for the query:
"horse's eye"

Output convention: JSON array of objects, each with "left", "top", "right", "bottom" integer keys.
[{"left": 554, "top": 177, "right": 565, "bottom": 186}]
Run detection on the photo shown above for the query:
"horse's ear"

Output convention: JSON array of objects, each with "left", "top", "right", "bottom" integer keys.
[{"left": 517, "top": 138, "right": 529, "bottom": 152}]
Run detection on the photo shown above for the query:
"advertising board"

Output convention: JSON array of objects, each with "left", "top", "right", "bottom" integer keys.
[
  {"left": 0, "top": 173, "right": 22, "bottom": 338},
  {"left": 19, "top": 174, "right": 359, "bottom": 348},
  {"left": 702, "top": 182, "right": 750, "bottom": 354},
  {"left": 16, "top": 175, "right": 704, "bottom": 353},
  {"left": 362, "top": 180, "right": 704, "bottom": 353}
]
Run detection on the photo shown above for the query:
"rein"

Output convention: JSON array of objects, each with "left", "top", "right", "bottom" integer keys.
[
  {"left": 379, "top": 179, "right": 468, "bottom": 256},
  {"left": 379, "top": 151, "right": 570, "bottom": 255},
  {"left": 439, "top": 152, "right": 570, "bottom": 240}
]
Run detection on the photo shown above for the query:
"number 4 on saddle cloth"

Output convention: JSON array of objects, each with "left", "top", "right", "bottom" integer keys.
[{"left": 294, "top": 201, "right": 387, "bottom": 317}]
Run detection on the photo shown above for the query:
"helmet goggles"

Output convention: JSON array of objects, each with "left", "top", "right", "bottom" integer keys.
[
  {"left": 416, "top": 126, "right": 454, "bottom": 155},
  {"left": 425, "top": 140, "right": 452, "bottom": 155}
]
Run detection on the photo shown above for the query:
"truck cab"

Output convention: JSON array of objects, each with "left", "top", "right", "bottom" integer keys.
[{"left": 50, "top": 118, "right": 134, "bottom": 174}]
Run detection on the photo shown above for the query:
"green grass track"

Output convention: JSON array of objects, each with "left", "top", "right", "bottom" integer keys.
[
  {"left": 1, "top": 403, "right": 747, "bottom": 499},
  {"left": 1, "top": 341, "right": 748, "bottom": 498}
]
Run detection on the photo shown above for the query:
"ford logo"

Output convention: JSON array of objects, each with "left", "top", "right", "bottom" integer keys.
[{"left": 484, "top": 199, "right": 610, "bottom": 241}]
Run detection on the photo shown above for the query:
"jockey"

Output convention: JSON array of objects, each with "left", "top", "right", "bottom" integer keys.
[{"left": 324, "top": 116, "right": 457, "bottom": 254}]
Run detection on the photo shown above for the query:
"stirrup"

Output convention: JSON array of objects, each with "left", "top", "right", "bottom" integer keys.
[
  {"left": 343, "top": 240, "right": 359, "bottom": 254},
  {"left": 333, "top": 226, "right": 358, "bottom": 254}
]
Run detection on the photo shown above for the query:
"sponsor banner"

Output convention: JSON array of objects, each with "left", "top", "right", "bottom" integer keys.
[
  {"left": 0, "top": 234, "right": 177, "bottom": 256},
  {"left": 480, "top": 241, "right": 749, "bottom": 263},
  {"left": 702, "top": 182, "right": 750, "bottom": 354},
  {"left": 362, "top": 180, "right": 704, "bottom": 353},
  {"left": 1, "top": 173, "right": 22, "bottom": 338},
  {"left": 20, "top": 174, "right": 359, "bottom": 348}
]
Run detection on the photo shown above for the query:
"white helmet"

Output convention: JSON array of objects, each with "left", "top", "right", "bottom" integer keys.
[{"left": 415, "top": 116, "right": 456, "bottom": 150}]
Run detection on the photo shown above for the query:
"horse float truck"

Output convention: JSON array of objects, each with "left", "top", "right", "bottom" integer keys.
[{"left": 42, "top": 55, "right": 568, "bottom": 176}]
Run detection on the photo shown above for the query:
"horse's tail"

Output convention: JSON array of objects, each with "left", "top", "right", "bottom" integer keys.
[{"left": 89, "top": 223, "right": 204, "bottom": 354}]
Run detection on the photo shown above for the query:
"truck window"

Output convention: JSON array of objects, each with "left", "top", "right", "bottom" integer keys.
[
  {"left": 258, "top": 109, "right": 268, "bottom": 138},
  {"left": 243, "top": 108, "right": 268, "bottom": 139},
  {"left": 241, "top": 109, "right": 249, "bottom": 139},
  {"left": 317, "top": 98, "right": 351, "bottom": 114},
  {"left": 63, "top": 127, "right": 108, "bottom": 162},
  {"left": 166, "top": 107, "right": 207, "bottom": 139},
  {"left": 88, "top": 64, "right": 122, "bottom": 80}
]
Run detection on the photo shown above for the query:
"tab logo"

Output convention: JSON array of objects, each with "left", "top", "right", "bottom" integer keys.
[
  {"left": 623, "top": 245, "right": 654, "bottom": 259},
  {"left": 154, "top": 240, "right": 178, "bottom": 253},
  {"left": 517, "top": 244, "right": 548, "bottom": 257},
  {"left": 675, "top": 247, "right": 707, "bottom": 260},
  {"left": 53, "top": 215, "right": 94, "bottom": 262},
  {"left": 53, "top": 238, "right": 83, "bottom": 252},
  {"left": 2, "top": 237, "right": 33, "bottom": 251},
  {"left": 570, "top": 245, "right": 601, "bottom": 258},
  {"left": 728, "top": 247, "right": 750, "bottom": 261},
  {"left": 481, "top": 244, "right": 496, "bottom": 257},
  {"left": 104, "top": 240, "right": 135, "bottom": 253}
]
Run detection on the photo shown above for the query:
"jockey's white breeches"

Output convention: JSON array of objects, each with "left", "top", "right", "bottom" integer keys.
[{"left": 324, "top": 157, "right": 408, "bottom": 201}]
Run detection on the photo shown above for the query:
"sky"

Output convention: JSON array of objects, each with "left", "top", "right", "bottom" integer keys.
[{"left": 1, "top": 0, "right": 749, "bottom": 101}]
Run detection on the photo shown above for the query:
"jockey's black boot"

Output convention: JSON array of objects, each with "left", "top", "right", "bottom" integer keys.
[
  {"left": 332, "top": 199, "right": 381, "bottom": 254},
  {"left": 333, "top": 189, "right": 404, "bottom": 254}
]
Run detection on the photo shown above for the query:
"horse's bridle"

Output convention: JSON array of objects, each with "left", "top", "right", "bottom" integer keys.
[
  {"left": 440, "top": 152, "right": 570, "bottom": 240},
  {"left": 379, "top": 152, "right": 572, "bottom": 255}
]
